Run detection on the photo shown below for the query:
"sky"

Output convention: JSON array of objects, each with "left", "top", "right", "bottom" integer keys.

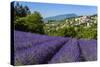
[{"left": 15, "top": 1, "right": 97, "bottom": 18}]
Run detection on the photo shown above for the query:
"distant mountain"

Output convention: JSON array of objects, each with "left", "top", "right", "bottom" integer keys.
[{"left": 43, "top": 13, "right": 77, "bottom": 23}]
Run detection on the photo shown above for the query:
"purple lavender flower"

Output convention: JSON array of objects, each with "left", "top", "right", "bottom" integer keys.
[
  {"left": 14, "top": 31, "right": 69, "bottom": 51},
  {"left": 78, "top": 39, "right": 97, "bottom": 61},
  {"left": 48, "top": 38, "right": 80, "bottom": 63},
  {"left": 14, "top": 31, "right": 97, "bottom": 66},
  {"left": 14, "top": 36, "right": 70, "bottom": 65}
]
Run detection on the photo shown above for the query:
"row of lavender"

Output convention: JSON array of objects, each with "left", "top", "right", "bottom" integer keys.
[{"left": 14, "top": 31, "right": 97, "bottom": 66}]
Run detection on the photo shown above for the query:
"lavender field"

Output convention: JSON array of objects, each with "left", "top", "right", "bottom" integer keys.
[
  {"left": 11, "top": 1, "right": 97, "bottom": 66},
  {"left": 14, "top": 30, "right": 97, "bottom": 65}
]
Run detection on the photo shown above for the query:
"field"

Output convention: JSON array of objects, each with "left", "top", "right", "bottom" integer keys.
[{"left": 14, "top": 31, "right": 97, "bottom": 65}]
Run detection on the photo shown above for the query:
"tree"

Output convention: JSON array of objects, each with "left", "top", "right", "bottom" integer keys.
[
  {"left": 76, "top": 27, "right": 97, "bottom": 39},
  {"left": 63, "top": 27, "right": 76, "bottom": 37},
  {"left": 15, "top": 11, "right": 44, "bottom": 34},
  {"left": 14, "top": 2, "right": 31, "bottom": 18}
]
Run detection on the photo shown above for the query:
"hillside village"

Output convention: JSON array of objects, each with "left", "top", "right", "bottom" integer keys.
[
  {"left": 44, "top": 15, "right": 97, "bottom": 38},
  {"left": 44, "top": 15, "right": 97, "bottom": 31}
]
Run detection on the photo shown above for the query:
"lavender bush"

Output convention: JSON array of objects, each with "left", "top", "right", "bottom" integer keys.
[
  {"left": 78, "top": 39, "right": 97, "bottom": 61},
  {"left": 48, "top": 38, "right": 80, "bottom": 63},
  {"left": 14, "top": 31, "right": 69, "bottom": 51},
  {"left": 14, "top": 31, "right": 70, "bottom": 65}
]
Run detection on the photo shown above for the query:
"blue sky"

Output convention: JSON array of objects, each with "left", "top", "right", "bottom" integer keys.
[{"left": 16, "top": 1, "right": 97, "bottom": 18}]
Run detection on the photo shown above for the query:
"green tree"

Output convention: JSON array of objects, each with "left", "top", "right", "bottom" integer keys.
[
  {"left": 14, "top": 2, "right": 31, "bottom": 18},
  {"left": 64, "top": 27, "right": 76, "bottom": 37},
  {"left": 55, "top": 26, "right": 76, "bottom": 37},
  {"left": 76, "top": 27, "right": 97, "bottom": 39},
  {"left": 15, "top": 11, "right": 44, "bottom": 34}
]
